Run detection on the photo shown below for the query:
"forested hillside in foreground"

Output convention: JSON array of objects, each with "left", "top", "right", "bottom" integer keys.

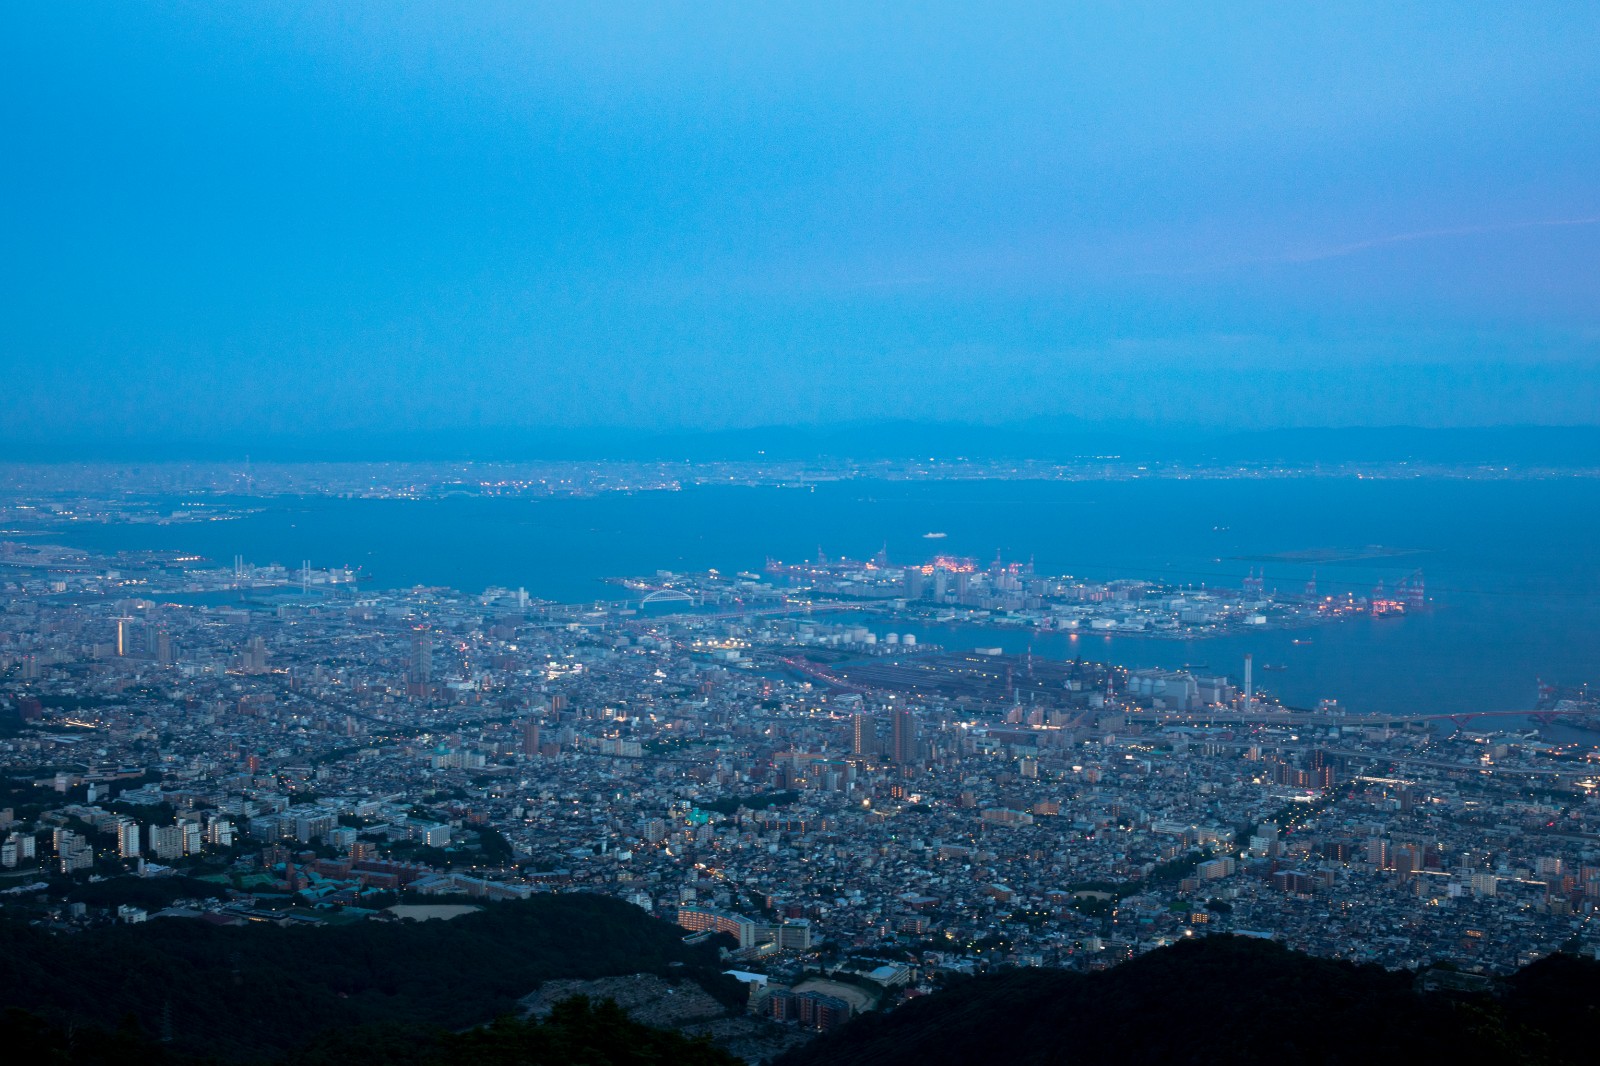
[
  {"left": 780, "top": 936, "right": 1600, "bottom": 1066},
  {"left": 0, "top": 893, "right": 741, "bottom": 1062},
  {"left": 7, "top": 913, "right": 1600, "bottom": 1066},
  {"left": 2, "top": 996, "right": 740, "bottom": 1066}
]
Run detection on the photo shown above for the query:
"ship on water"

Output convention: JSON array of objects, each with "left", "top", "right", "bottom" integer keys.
[
  {"left": 1536, "top": 683, "right": 1600, "bottom": 730},
  {"left": 923, "top": 532, "right": 947, "bottom": 539}
]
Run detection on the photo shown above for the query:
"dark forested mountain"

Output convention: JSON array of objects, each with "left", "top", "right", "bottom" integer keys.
[
  {"left": 1, "top": 996, "right": 741, "bottom": 1066},
  {"left": 0, "top": 894, "right": 741, "bottom": 1062},
  {"left": 780, "top": 936, "right": 1600, "bottom": 1066},
  {"left": 6, "top": 914, "right": 1599, "bottom": 1066}
]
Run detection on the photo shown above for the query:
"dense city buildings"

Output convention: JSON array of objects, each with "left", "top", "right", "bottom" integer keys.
[
  {"left": 3, "top": 518, "right": 1599, "bottom": 1028},
  {"left": 10, "top": 4, "right": 1598, "bottom": 1059}
]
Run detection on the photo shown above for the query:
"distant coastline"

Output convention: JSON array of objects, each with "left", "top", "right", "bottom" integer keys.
[{"left": 17, "top": 476, "right": 1599, "bottom": 720}]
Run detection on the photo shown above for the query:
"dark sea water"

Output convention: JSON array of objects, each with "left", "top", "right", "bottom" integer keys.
[{"left": 50, "top": 478, "right": 1600, "bottom": 719}]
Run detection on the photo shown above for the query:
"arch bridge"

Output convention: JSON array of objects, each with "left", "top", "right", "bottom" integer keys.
[{"left": 640, "top": 588, "right": 699, "bottom": 606}]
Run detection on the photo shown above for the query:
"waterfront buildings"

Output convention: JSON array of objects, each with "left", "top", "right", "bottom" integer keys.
[{"left": 0, "top": 535, "right": 1596, "bottom": 1006}]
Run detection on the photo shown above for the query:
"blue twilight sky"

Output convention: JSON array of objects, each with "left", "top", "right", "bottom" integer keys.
[{"left": 3, "top": 2, "right": 1599, "bottom": 450}]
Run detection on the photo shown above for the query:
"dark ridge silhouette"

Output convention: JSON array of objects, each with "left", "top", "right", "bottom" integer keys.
[
  {"left": 6, "top": 916, "right": 1598, "bottom": 1065},
  {"left": 778, "top": 936, "right": 1600, "bottom": 1066},
  {"left": 0, "top": 996, "right": 741, "bottom": 1066},
  {"left": 0, "top": 893, "right": 741, "bottom": 1062}
]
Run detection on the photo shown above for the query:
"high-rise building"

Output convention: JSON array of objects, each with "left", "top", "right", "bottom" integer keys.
[
  {"left": 148, "top": 824, "right": 185, "bottom": 861},
  {"left": 522, "top": 719, "right": 541, "bottom": 756},
  {"left": 903, "top": 569, "right": 926, "bottom": 599},
  {"left": 1366, "top": 839, "right": 1390, "bottom": 869},
  {"left": 116, "top": 618, "right": 162, "bottom": 659},
  {"left": 117, "top": 820, "right": 141, "bottom": 858},
  {"left": 409, "top": 634, "right": 433, "bottom": 693},
  {"left": 851, "top": 711, "right": 874, "bottom": 757},
  {"left": 890, "top": 707, "right": 918, "bottom": 766},
  {"left": 240, "top": 635, "right": 269, "bottom": 674},
  {"left": 204, "top": 817, "right": 234, "bottom": 848}
]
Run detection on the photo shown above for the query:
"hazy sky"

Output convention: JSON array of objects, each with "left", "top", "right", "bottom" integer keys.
[{"left": 4, "top": 3, "right": 1599, "bottom": 448}]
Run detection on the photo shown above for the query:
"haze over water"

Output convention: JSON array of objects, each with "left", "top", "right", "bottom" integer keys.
[{"left": 52, "top": 477, "right": 1600, "bottom": 720}]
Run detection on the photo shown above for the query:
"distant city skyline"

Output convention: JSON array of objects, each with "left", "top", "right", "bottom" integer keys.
[{"left": 4, "top": 5, "right": 1598, "bottom": 449}]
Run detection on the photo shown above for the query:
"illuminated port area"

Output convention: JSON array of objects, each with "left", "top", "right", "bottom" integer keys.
[{"left": 2, "top": 536, "right": 1595, "bottom": 996}]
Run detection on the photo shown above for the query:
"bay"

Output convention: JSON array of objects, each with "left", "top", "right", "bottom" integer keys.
[{"left": 48, "top": 477, "right": 1600, "bottom": 719}]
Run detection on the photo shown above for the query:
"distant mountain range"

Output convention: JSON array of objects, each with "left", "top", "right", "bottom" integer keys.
[{"left": 7, "top": 421, "right": 1600, "bottom": 466}]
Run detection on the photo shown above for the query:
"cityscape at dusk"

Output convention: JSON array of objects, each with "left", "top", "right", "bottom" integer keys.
[{"left": 3, "top": 5, "right": 1600, "bottom": 1065}]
